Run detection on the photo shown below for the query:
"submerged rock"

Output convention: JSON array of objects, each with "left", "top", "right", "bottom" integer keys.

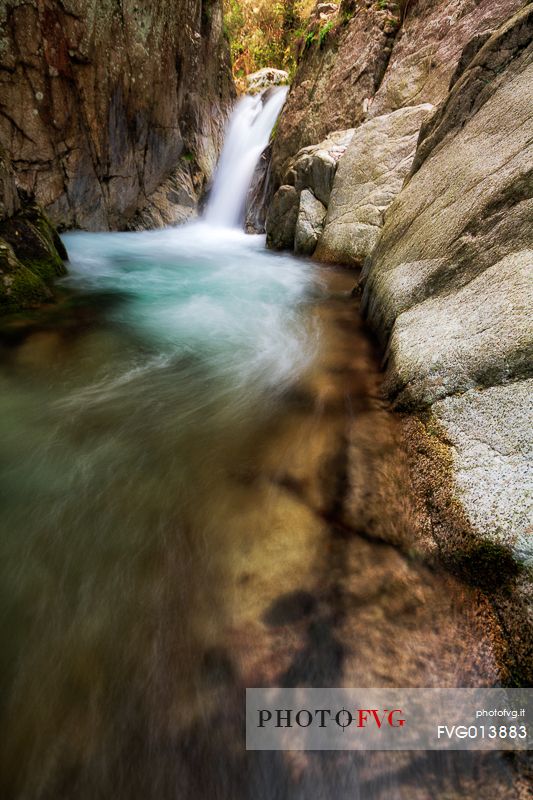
[
  {"left": 294, "top": 190, "right": 327, "bottom": 256},
  {"left": 315, "top": 104, "right": 433, "bottom": 266}
]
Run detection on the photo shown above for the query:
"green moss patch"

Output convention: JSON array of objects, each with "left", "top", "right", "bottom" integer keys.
[
  {"left": 0, "top": 204, "right": 67, "bottom": 315},
  {"left": 0, "top": 241, "right": 51, "bottom": 312},
  {"left": 0, "top": 205, "right": 67, "bottom": 284}
]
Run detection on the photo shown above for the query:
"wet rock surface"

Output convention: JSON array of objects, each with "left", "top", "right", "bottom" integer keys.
[
  {"left": 126, "top": 163, "right": 199, "bottom": 231},
  {"left": 265, "top": 185, "right": 299, "bottom": 250},
  {"left": 244, "top": 144, "right": 274, "bottom": 235}
]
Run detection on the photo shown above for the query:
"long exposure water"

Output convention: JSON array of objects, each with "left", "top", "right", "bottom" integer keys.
[
  {"left": 205, "top": 88, "right": 288, "bottom": 227},
  {"left": 0, "top": 95, "right": 522, "bottom": 798}
]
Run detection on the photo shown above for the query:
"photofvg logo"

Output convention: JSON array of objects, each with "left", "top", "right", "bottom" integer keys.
[
  {"left": 246, "top": 688, "right": 532, "bottom": 751},
  {"left": 258, "top": 707, "right": 405, "bottom": 731}
]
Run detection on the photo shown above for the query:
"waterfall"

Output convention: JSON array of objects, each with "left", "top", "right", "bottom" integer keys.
[{"left": 204, "top": 87, "right": 288, "bottom": 228}]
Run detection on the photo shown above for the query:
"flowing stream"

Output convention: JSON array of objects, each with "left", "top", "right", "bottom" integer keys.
[{"left": 0, "top": 92, "right": 519, "bottom": 799}]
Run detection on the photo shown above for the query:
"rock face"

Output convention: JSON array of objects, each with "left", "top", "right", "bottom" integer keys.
[
  {"left": 0, "top": 149, "right": 67, "bottom": 313},
  {"left": 363, "top": 4, "right": 533, "bottom": 563},
  {"left": 0, "top": 0, "right": 234, "bottom": 231},
  {"left": 431, "top": 379, "right": 533, "bottom": 564},
  {"left": 286, "top": 129, "right": 354, "bottom": 205},
  {"left": 294, "top": 190, "right": 327, "bottom": 255},
  {"left": 266, "top": 0, "right": 523, "bottom": 261},
  {"left": 262, "top": 0, "right": 532, "bottom": 662},
  {"left": 244, "top": 144, "right": 274, "bottom": 235},
  {"left": 271, "top": 0, "right": 523, "bottom": 186},
  {"left": 384, "top": 252, "right": 532, "bottom": 408},
  {"left": 126, "top": 167, "right": 198, "bottom": 231},
  {"left": 265, "top": 185, "right": 299, "bottom": 251},
  {"left": 367, "top": 0, "right": 524, "bottom": 118},
  {"left": 270, "top": 2, "right": 395, "bottom": 182},
  {"left": 315, "top": 103, "right": 433, "bottom": 266},
  {"left": 363, "top": 4, "right": 533, "bottom": 342},
  {"left": 0, "top": 148, "right": 20, "bottom": 220},
  {"left": 266, "top": 128, "right": 353, "bottom": 252}
]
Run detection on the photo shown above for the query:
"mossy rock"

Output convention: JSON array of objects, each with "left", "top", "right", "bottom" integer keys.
[
  {"left": 0, "top": 203, "right": 67, "bottom": 284},
  {"left": 447, "top": 538, "right": 523, "bottom": 593},
  {"left": 0, "top": 239, "right": 52, "bottom": 312},
  {"left": 0, "top": 203, "right": 67, "bottom": 315}
]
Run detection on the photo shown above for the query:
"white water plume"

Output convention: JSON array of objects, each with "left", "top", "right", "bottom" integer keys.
[{"left": 204, "top": 87, "right": 288, "bottom": 228}]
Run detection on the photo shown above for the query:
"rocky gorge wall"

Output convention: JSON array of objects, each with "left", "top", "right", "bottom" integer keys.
[
  {"left": 363, "top": 3, "right": 533, "bottom": 555},
  {"left": 264, "top": 0, "right": 523, "bottom": 247},
  {"left": 265, "top": 0, "right": 532, "bottom": 679},
  {"left": 269, "top": 0, "right": 523, "bottom": 185},
  {"left": 0, "top": 0, "right": 234, "bottom": 231}
]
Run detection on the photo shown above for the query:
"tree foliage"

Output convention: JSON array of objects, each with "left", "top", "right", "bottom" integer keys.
[{"left": 223, "top": 0, "right": 316, "bottom": 85}]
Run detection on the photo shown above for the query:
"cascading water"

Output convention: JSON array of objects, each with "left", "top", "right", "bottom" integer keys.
[{"left": 204, "top": 87, "right": 288, "bottom": 227}]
